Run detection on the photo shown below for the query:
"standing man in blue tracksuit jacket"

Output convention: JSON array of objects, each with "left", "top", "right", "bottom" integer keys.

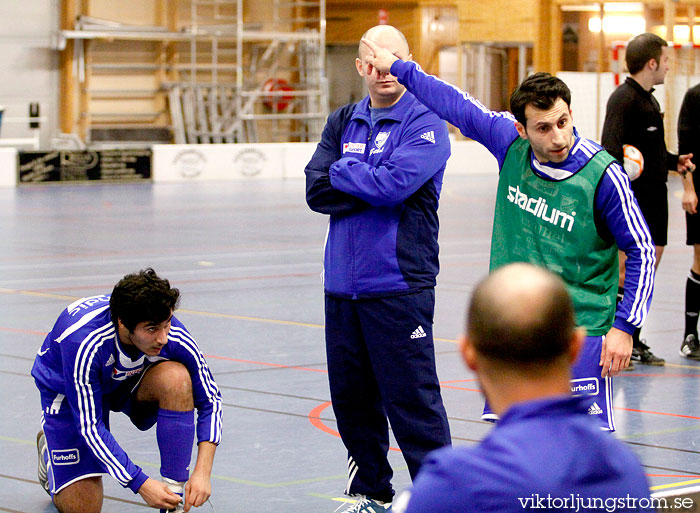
[
  {"left": 304, "top": 25, "right": 452, "bottom": 513},
  {"left": 361, "top": 39, "right": 656, "bottom": 432}
]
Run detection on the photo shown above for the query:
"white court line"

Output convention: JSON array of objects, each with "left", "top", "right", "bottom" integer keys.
[
  {"left": 0, "top": 263, "right": 324, "bottom": 287},
  {"left": 0, "top": 247, "right": 321, "bottom": 273}
]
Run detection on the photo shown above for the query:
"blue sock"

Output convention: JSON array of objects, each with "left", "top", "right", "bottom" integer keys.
[{"left": 157, "top": 408, "right": 195, "bottom": 482}]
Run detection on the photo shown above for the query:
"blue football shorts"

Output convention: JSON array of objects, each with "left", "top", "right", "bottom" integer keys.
[
  {"left": 39, "top": 373, "right": 158, "bottom": 495},
  {"left": 482, "top": 335, "right": 615, "bottom": 431}
]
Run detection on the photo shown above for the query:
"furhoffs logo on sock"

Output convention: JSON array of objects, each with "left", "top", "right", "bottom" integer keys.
[{"left": 52, "top": 449, "right": 80, "bottom": 465}]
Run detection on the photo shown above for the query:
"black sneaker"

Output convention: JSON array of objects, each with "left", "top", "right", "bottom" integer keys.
[
  {"left": 680, "top": 334, "right": 700, "bottom": 360},
  {"left": 631, "top": 340, "right": 665, "bottom": 366}
]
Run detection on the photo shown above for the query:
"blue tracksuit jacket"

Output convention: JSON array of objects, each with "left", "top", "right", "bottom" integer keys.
[{"left": 305, "top": 91, "right": 451, "bottom": 298}]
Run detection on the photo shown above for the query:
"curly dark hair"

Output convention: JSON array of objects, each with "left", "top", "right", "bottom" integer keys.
[
  {"left": 509, "top": 72, "right": 572, "bottom": 126},
  {"left": 110, "top": 268, "right": 180, "bottom": 332}
]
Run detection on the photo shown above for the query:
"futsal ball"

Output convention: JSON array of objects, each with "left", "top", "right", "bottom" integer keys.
[{"left": 622, "top": 144, "right": 644, "bottom": 181}]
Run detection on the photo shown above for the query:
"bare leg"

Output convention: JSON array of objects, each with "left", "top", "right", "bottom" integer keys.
[
  {"left": 692, "top": 244, "right": 700, "bottom": 274},
  {"left": 654, "top": 245, "right": 664, "bottom": 271},
  {"left": 136, "top": 361, "right": 193, "bottom": 411},
  {"left": 53, "top": 476, "right": 103, "bottom": 513}
]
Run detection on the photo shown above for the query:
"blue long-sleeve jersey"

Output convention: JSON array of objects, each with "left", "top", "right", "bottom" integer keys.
[
  {"left": 399, "top": 396, "right": 652, "bottom": 513},
  {"left": 390, "top": 60, "right": 655, "bottom": 333},
  {"left": 305, "top": 91, "right": 451, "bottom": 297},
  {"left": 31, "top": 295, "right": 223, "bottom": 492}
]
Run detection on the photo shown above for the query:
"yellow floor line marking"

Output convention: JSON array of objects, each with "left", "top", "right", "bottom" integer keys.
[
  {"left": 331, "top": 497, "right": 355, "bottom": 504},
  {"left": 651, "top": 478, "right": 700, "bottom": 491},
  {"left": 619, "top": 425, "right": 700, "bottom": 439},
  {"left": 0, "top": 288, "right": 461, "bottom": 342},
  {"left": 178, "top": 308, "right": 324, "bottom": 329},
  {"left": 664, "top": 362, "right": 700, "bottom": 370},
  {"left": 4, "top": 289, "right": 700, "bottom": 353},
  {"left": 0, "top": 288, "right": 77, "bottom": 301}
]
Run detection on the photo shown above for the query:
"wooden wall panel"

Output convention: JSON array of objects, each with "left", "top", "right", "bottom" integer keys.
[
  {"left": 87, "top": 0, "right": 160, "bottom": 25},
  {"left": 416, "top": 5, "right": 458, "bottom": 73},
  {"left": 457, "top": 0, "right": 536, "bottom": 43},
  {"left": 326, "top": 4, "right": 420, "bottom": 46},
  {"left": 60, "top": 0, "right": 77, "bottom": 133},
  {"left": 326, "top": 2, "right": 456, "bottom": 74}
]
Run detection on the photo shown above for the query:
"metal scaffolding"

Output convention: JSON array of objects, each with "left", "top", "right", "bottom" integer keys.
[{"left": 58, "top": 0, "right": 327, "bottom": 144}]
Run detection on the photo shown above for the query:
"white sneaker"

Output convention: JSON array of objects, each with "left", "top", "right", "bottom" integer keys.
[
  {"left": 160, "top": 478, "right": 185, "bottom": 513},
  {"left": 335, "top": 495, "right": 391, "bottom": 513},
  {"left": 36, "top": 431, "right": 50, "bottom": 495}
]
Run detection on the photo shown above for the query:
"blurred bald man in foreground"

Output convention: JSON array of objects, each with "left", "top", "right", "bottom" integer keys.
[
  {"left": 392, "top": 263, "right": 653, "bottom": 513},
  {"left": 304, "top": 25, "right": 451, "bottom": 512}
]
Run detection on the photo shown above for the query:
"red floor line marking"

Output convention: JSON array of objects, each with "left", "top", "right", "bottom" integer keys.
[
  {"left": 203, "top": 354, "right": 328, "bottom": 373},
  {"left": 0, "top": 326, "right": 48, "bottom": 336},
  {"left": 308, "top": 405, "right": 700, "bottom": 464},
  {"left": 308, "top": 402, "right": 339, "bottom": 438},
  {"left": 647, "top": 475, "right": 700, "bottom": 478},
  {"left": 623, "top": 373, "right": 700, "bottom": 378},
  {"left": 308, "top": 401, "right": 401, "bottom": 452},
  {"left": 36, "top": 272, "right": 319, "bottom": 292},
  {"left": 441, "top": 385, "right": 481, "bottom": 392},
  {"left": 8, "top": 326, "right": 700, "bottom": 422},
  {"left": 614, "top": 407, "right": 700, "bottom": 421}
]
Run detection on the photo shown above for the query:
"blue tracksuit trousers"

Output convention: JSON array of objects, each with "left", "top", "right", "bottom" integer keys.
[{"left": 325, "top": 288, "right": 451, "bottom": 503}]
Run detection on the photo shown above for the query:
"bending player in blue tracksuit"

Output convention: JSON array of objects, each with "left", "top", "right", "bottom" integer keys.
[
  {"left": 305, "top": 25, "right": 451, "bottom": 512},
  {"left": 362, "top": 38, "right": 656, "bottom": 431},
  {"left": 32, "top": 268, "right": 222, "bottom": 513}
]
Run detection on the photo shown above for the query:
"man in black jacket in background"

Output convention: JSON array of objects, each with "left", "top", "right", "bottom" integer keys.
[{"left": 602, "top": 32, "right": 694, "bottom": 366}]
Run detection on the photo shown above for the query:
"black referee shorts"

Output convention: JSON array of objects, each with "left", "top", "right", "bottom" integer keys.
[{"left": 631, "top": 180, "right": 667, "bottom": 247}]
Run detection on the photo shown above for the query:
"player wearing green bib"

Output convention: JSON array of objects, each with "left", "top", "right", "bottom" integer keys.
[
  {"left": 492, "top": 138, "right": 618, "bottom": 336},
  {"left": 361, "top": 40, "right": 656, "bottom": 431}
]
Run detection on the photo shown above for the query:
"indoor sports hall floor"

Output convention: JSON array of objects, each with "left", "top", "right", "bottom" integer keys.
[{"left": 1, "top": 173, "right": 699, "bottom": 512}]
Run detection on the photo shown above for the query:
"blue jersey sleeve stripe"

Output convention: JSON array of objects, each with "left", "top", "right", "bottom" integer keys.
[
  {"left": 55, "top": 304, "right": 110, "bottom": 343},
  {"left": 73, "top": 325, "right": 135, "bottom": 485},
  {"left": 75, "top": 330, "right": 132, "bottom": 485},
  {"left": 168, "top": 327, "right": 221, "bottom": 400},
  {"left": 607, "top": 164, "right": 655, "bottom": 325},
  {"left": 605, "top": 164, "right": 655, "bottom": 326},
  {"left": 173, "top": 337, "right": 223, "bottom": 444},
  {"left": 394, "top": 60, "right": 517, "bottom": 167},
  {"left": 172, "top": 331, "right": 223, "bottom": 444},
  {"left": 169, "top": 326, "right": 223, "bottom": 444},
  {"left": 413, "top": 63, "right": 516, "bottom": 122}
]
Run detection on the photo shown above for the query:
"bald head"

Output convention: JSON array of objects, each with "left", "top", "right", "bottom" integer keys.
[
  {"left": 467, "top": 263, "right": 576, "bottom": 366},
  {"left": 359, "top": 25, "right": 409, "bottom": 59}
]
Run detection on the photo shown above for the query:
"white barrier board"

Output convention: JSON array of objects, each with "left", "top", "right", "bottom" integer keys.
[
  {"left": 153, "top": 143, "right": 320, "bottom": 182},
  {"left": 0, "top": 147, "right": 17, "bottom": 187},
  {"left": 446, "top": 140, "right": 498, "bottom": 176},
  {"left": 153, "top": 140, "right": 497, "bottom": 183}
]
